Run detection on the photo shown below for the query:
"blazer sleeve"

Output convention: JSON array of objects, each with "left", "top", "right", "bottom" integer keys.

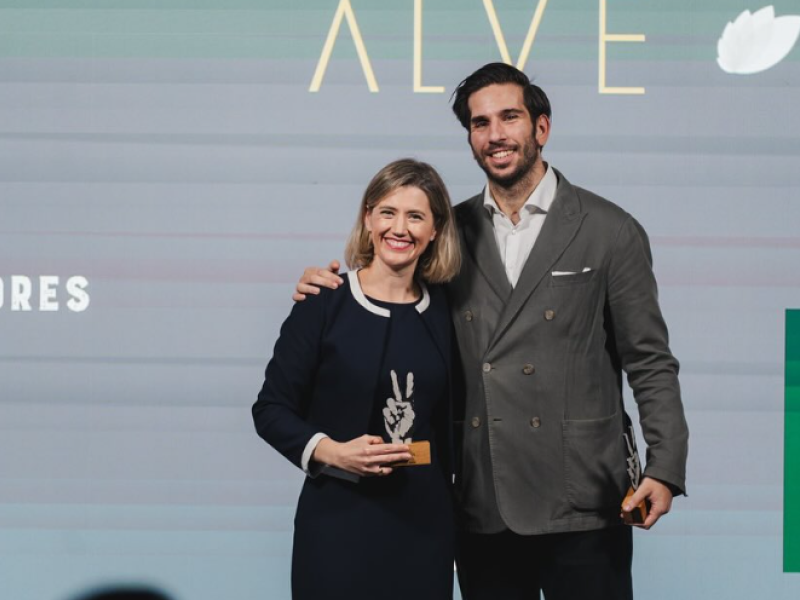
[
  {"left": 606, "top": 216, "right": 689, "bottom": 494},
  {"left": 252, "top": 292, "right": 327, "bottom": 470}
]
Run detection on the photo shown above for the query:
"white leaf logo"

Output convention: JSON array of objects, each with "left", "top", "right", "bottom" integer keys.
[{"left": 717, "top": 5, "right": 800, "bottom": 74}]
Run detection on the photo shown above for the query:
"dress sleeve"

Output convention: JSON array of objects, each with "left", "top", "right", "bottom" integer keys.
[
  {"left": 606, "top": 216, "right": 689, "bottom": 494},
  {"left": 301, "top": 432, "right": 329, "bottom": 476},
  {"left": 252, "top": 292, "right": 328, "bottom": 471}
]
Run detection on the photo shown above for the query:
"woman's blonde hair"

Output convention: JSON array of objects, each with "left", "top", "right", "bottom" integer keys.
[{"left": 344, "top": 159, "right": 461, "bottom": 284}]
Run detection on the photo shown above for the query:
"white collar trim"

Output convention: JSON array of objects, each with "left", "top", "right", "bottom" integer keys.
[{"left": 347, "top": 270, "right": 430, "bottom": 317}]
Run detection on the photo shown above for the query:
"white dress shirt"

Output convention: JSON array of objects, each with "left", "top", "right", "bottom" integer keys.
[{"left": 483, "top": 164, "right": 557, "bottom": 288}]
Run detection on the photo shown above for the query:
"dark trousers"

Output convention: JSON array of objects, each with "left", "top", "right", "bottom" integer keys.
[{"left": 456, "top": 526, "right": 633, "bottom": 600}]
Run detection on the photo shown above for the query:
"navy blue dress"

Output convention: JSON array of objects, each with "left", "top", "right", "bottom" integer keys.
[{"left": 291, "top": 295, "right": 454, "bottom": 600}]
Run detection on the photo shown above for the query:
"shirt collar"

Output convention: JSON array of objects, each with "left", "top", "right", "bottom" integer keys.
[{"left": 482, "top": 163, "right": 557, "bottom": 218}]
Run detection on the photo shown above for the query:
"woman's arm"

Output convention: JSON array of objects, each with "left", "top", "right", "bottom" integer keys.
[
  {"left": 252, "top": 293, "right": 328, "bottom": 469},
  {"left": 253, "top": 290, "right": 411, "bottom": 476}
]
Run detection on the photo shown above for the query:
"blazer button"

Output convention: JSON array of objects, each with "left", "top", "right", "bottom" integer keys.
[
  {"left": 471, "top": 416, "right": 481, "bottom": 428},
  {"left": 530, "top": 417, "right": 541, "bottom": 428},
  {"left": 522, "top": 363, "right": 535, "bottom": 375},
  {"left": 482, "top": 362, "right": 492, "bottom": 373},
  {"left": 544, "top": 309, "right": 555, "bottom": 321},
  {"left": 464, "top": 310, "right": 474, "bottom": 322}
]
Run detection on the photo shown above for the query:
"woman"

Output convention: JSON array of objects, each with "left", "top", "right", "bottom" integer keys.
[{"left": 253, "top": 158, "right": 461, "bottom": 599}]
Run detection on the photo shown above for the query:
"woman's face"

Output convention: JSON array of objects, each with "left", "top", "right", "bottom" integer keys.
[{"left": 364, "top": 186, "right": 437, "bottom": 275}]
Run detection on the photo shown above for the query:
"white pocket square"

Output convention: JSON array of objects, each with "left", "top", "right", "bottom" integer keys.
[{"left": 552, "top": 268, "right": 592, "bottom": 276}]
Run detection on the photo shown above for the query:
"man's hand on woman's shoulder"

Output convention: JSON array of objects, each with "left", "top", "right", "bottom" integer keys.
[{"left": 293, "top": 259, "right": 345, "bottom": 301}]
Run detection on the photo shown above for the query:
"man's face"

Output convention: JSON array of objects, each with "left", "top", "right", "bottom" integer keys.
[{"left": 467, "top": 83, "right": 545, "bottom": 189}]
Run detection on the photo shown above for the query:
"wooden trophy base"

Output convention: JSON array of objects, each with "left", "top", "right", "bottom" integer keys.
[
  {"left": 621, "top": 486, "right": 649, "bottom": 525},
  {"left": 393, "top": 441, "right": 431, "bottom": 467}
]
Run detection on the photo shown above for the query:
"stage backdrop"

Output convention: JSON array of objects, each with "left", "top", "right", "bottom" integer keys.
[{"left": 2, "top": 1, "right": 800, "bottom": 599}]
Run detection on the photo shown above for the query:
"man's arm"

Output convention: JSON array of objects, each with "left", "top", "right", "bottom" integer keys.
[
  {"left": 292, "top": 260, "right": 344, "bottom": 301},
  {"left": 607, "top": 217, "right": 689, "bottom": 528}
]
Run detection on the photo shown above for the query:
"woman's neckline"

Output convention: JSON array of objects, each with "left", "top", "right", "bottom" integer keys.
[
  {"left": 347, "top": 271, "right": 430, "bottom": 318},
  {"left": 357, "top": 267, "right": 420, "bottom": 304},
  {"left": 365, "top": 294, "right": 421, "bottom": 308}
]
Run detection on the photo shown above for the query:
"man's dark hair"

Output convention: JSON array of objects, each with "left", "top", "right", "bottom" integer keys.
[{"left": 451, "top": 62, "right": 551, "bottom": 131}]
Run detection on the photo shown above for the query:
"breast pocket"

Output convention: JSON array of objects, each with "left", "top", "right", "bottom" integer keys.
[
  {"left": 548, "top": 269, "right": 601, "bottom": 334},
  {"left": 550, "top": 269, "right": 596, "bottom": 287}
]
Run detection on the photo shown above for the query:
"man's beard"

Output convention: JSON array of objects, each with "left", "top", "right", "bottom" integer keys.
[{"left": 473, "top": 136, "right": 539, "bottom": 190}]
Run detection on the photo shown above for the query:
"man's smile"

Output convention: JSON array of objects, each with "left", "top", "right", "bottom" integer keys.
[{"left": 486, "top": 146, "right": 516, "bottom": 168}]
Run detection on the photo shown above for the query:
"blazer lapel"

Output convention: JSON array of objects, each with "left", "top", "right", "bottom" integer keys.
[
  {"left": 460, "top": 194, "right": 513, "bottom": 303},
  {"left": 487, "top": 171, "right": 585, "bottom": 352}
]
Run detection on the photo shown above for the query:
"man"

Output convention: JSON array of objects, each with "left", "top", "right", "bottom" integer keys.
[{"left": 296, "top": 63, "right": 688, "bottom": 600}]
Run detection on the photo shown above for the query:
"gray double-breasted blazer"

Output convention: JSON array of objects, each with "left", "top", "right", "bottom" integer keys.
[{"left": 448, "top": 169, "right": 688, "bottom": 535}]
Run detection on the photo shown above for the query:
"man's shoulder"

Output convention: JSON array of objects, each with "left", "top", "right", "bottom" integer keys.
[
  {"left": 566, "top": 182, "right": 652, "bottom": 248},
  {"left": 453, "top": 193, "right": 485, "bottom": 225},
  {"left": 574, "top": 185, "right": 629, "bottom": 219},
  {"left": 454, "top": 192, "right": 484, "bottom": 211},
  {"left": 554, "top": 170, "right": 631, "bottom": 226}
]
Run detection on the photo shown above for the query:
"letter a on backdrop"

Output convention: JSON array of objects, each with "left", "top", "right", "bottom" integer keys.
[{"left": 310, "top": 0, "right": 379, "bottom": 92}]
